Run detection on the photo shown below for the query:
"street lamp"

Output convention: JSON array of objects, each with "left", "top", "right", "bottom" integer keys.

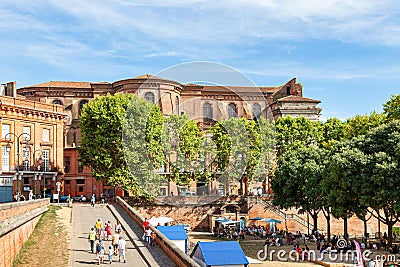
[
  {"left": 5, "top": 132, "right": 31, "bottom": 201},
  {"left": 33, "top": 150, "right": 43, "bottom": 200}
]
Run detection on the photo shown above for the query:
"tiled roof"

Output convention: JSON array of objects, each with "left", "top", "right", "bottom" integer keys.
[
  {"left": 277, "top": 95, "right": 320, "bottom": 103},
  {"left": 24, "top": 81, "right": 92, "bottom": 89},
  {"left": 185, "top": 85, "right": 280, "bottom": 93}
]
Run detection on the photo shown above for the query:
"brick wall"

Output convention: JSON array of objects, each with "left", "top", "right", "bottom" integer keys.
[
  {"left": 134, "top": 204, "right": 217, "bottom": 231},
  {"left": 0, "top": 199, "right": 48, "bottom": 223},
  {"left": 0, "top": 215, "right": 41, "bottom": 267},
  {"left": 0, "top": 199, "right": 49, "bottom": 267},
  {"left": 248, "top": 203, "right": 391, "bottom": 236}
]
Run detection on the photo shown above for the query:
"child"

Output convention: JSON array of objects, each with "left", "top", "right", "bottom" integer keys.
[
  {"left": 150, "top": 231, "right": 156, "bottom": 247},
  {"left": 96, "top": 240, "right": 105, "bottom": 265},
  {"left": 108, "top": 245, "right": 113, "bottom": 264}
]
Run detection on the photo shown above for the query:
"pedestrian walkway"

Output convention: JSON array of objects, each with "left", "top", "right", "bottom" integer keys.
[
  {"left": 69, "top": 203, "right": 174, "bottom": 266},
  {"left": 110, "top": 204, "right": 175, "bottom": 267}
]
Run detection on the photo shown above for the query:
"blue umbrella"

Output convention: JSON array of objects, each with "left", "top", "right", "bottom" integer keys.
[
  {"left": 250, "top": 216, "right": 262, "bottom": 220},
  {"left": 267, "top": 218, "right": 282, "bottom": 224}
]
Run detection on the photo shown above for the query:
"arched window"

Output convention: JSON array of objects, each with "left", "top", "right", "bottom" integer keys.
[
  {"left": 228, "top": 103, "right": 237, "bottom": 118},
  {"left": 52, "top": 99, "right": 62, "bottom": 105},
  {"left": 79, "top": 100, "right": 88, "bottom": 114},
  {"left": 175, "top": 96, "right": 180, "bottom": 114},
  {"left": 144, "top": 92, "right": 155, "bottom": 104},
  {"left": 252, "top": 103, "right": 261, "bottom": 120},
  {"left": 203, "top": 103, "right": 212, "bottom": 122}
]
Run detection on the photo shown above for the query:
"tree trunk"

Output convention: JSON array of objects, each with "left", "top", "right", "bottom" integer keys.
[
  {"left": 363, "top": 218, "right": 368, "bottom": 241},
  {"left": 311, "top": 212, "right": 318, "bottom": 232},
  {"left": 244, "top": 177, "right": 248, "bottom": 196},
  {"left": 326, "top": 214, "right": 331, "bottom": 242},
  {"left": 387, "top": 221, "right": 394, "bottom": 247},
  {"left": 343, "top": 216, "right": 348, "bottom": 239}
]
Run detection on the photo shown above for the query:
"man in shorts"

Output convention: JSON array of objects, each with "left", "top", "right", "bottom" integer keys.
[{"left": 118, "top": 236, "right": 127, "bottom": 263}]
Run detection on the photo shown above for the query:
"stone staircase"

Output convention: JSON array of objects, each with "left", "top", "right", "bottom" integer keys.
[{"left": 249, "top": 196, "right": 314, "bottom": 230}]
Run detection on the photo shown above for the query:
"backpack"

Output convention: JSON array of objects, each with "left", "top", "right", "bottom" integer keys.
[{"left": 97, "top": 243, "right": 102, "bottom": 252}]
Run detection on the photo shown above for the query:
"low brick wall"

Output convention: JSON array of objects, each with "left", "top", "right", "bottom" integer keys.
[
  {"left": 0, "top": 199, "right": 49, "bottom": 267},
  {"left": 116, "top": 197, "right": 200, "bottom": 267},
  {"left": 0, "top": 199, "right": 49, "bottom": 222}
]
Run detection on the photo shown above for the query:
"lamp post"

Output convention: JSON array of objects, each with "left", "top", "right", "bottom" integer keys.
[
  {"left": 33, "top": 150, "right": 43, "bottom": 200},
  {"left": 5, "top": 132, "right": 31, "bottom": 201}
]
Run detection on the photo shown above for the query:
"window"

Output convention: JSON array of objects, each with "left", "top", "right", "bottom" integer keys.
[
  {"left": 42, "top": 150, "right": 50, "bottom": 171},
  {"left": 52, "top": 99, "right": 62, "bottom": 105},
  {"left": 76, "top": 179, "right": 85, "bottom": 184},
  {"left": 228, "top": 103, "right": 237, "bottom": 118},
  {"left": 252, "top": 103, "right": 261, "bottom": 120},
  {"left": 203, "top": 103, "right": 213, "bottom": 122},
  {"left": 2, "top": 146, "right": 10, "bottom": 171},
  {"left": 0, "top": 177, "right": 12, "bottom": 185},
  {"left": 23, "top": 126, "right": 31, "bottom": 141},
  {"left": 23, "top": 147, "right": 30, "bottom": 171},
  {"left": 79, "top": 100, "right": 88, "bottom": 114},
  {"left": 144, "top": 92, "right": 155, "bottom": 104},
  {"left": 24, "top": 177, "right": 29, "bottom": 185},
  {"left": 78, "top": 158, "right": 83, "bottom": 173},
  {"left": 2, "top": 124, "right": 10, "bottom": 139},
  {"left": 65, "top": 180, "right": 70, "bottom": 185},
  {"left": 42, "top": 129, "right": 50, "bottom": 142},
  {"left": 78, "top": 186, "right": 84, "bottom": 192},
  {"left": 175, "top": 96, "right": 180, "bottom": 114},
  {"left": 65, "top": 156, "right": 70, "bottom": 173}
]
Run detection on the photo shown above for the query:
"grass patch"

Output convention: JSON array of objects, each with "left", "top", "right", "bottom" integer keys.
[{"left": 12, "top": 205, "right": 69, "bottom": 267}]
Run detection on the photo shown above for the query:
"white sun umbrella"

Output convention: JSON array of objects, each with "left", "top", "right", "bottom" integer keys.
[
  {"left": 148, "top": 216, "right": 159, "bottom": 226},
  {"left": 158, "top": 216, "right": 174, "bottom": 225}
]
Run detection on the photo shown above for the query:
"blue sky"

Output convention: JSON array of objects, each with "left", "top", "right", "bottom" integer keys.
[{"left": 1, "top": 0, "right": 400, "bottom": 120}]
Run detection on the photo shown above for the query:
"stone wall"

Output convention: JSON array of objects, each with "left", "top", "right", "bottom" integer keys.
[
  {"left": 248, "top": 203, "right": 391, "bottom": 237},
  {"left": 133, "top": 204, "right": 218, "bottom": 231},
  {"left": 0, "top": 199, "right": 49, "bottom": 267}
]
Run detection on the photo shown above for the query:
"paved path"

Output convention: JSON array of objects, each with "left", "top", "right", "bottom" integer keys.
[{"left": 69, "top": 203, "right": 174, "bottom": 266}]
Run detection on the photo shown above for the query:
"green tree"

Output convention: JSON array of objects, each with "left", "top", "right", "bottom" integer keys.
[
  {"left": 79, "top": 94, "right": 165, "bottom": 199},
  {"left": 163, "top": 114, "right": 204, "bottom": 186},
  {"left": 272, "top": 146, "right": 326, "bottom": 232},
  {"left": 320, "top": 118, "right": 346, "bottom": 148},
  {"left": 122, "top": 95, "right": 166, "bottom": 197},
  {"left": 343, "top": 112, "right": 386, "bottom": 139},
  {"left": 355, "top": 121, "right": 400, "bottom": 247},
  {"left": 209, "top": 118, "right": 267, "bottom": 195},
  {"left": 324, "top": 143, "right": 368, "bottom": 239},
  {"left": 275, "top": 116, "right": 322, "bottom": 156},
  {"left": 383, "top": 94, "right": 400, "bottom": 121}
]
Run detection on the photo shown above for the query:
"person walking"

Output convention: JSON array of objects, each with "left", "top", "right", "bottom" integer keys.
[
  {"left": 118, "top": 236, "right": 127, "bottom": 263},
  {"left": 91, "top": 194, "right": 96, "bottom": 207},
  {"left": 112, "top": 231, "right": 120, "bottom": 256},
  {"left": 88, "top": 227, "right": 96, "bottom": 253},
  {"left": 96, "top": 239, "right": 105, "bottom": 265},
  {"left": 150, "top": 231, "right": 156, "bottom": 247},
  {"left": 95, "top": 218, "right": 103, "bottom": 239},
  {"left": 144, "top": 227, "right": 152, "bottom": 247},
  {"left": 108, "top": 245, "right": 113, "bottom": 264}
]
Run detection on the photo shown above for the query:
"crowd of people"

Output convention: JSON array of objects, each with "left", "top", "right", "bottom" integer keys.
[{"left": 88, "top": 219, "right": 126, "bottom": 264}]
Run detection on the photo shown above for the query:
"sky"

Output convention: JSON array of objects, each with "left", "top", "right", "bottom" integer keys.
[{"left": 1, "top": 0, "right": 400, "bottom": 120}]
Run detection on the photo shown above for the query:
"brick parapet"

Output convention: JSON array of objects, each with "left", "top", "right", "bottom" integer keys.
[
  {"left": 116, "top": 197, "right": 200, "bottom": 267},
  {"left": 0, "top": 199, "right": 49, "bottom": 223},
  {"left": 0, "top": 199, "right": 48, "bottom": 267}
]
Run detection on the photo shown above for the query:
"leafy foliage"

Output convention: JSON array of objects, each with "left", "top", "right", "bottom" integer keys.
[{"left": 383, "top": 94, "right": 400, "bottom": 121}]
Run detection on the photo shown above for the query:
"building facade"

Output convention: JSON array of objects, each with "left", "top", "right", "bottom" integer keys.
[
  {"left": 17, "top": 74, "right": 321, "bottom": 198},
  {"left": 0, "top": 84, "right": 65, "bottom": 202}
]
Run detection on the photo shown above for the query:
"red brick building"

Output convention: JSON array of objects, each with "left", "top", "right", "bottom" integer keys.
[{"left": 17, "top": 75, "right": 321, "bottom": 198}]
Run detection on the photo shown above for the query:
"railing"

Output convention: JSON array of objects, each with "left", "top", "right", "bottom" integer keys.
[{"left": 251, "top": 197, "right": 314, "bottom": 230}]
